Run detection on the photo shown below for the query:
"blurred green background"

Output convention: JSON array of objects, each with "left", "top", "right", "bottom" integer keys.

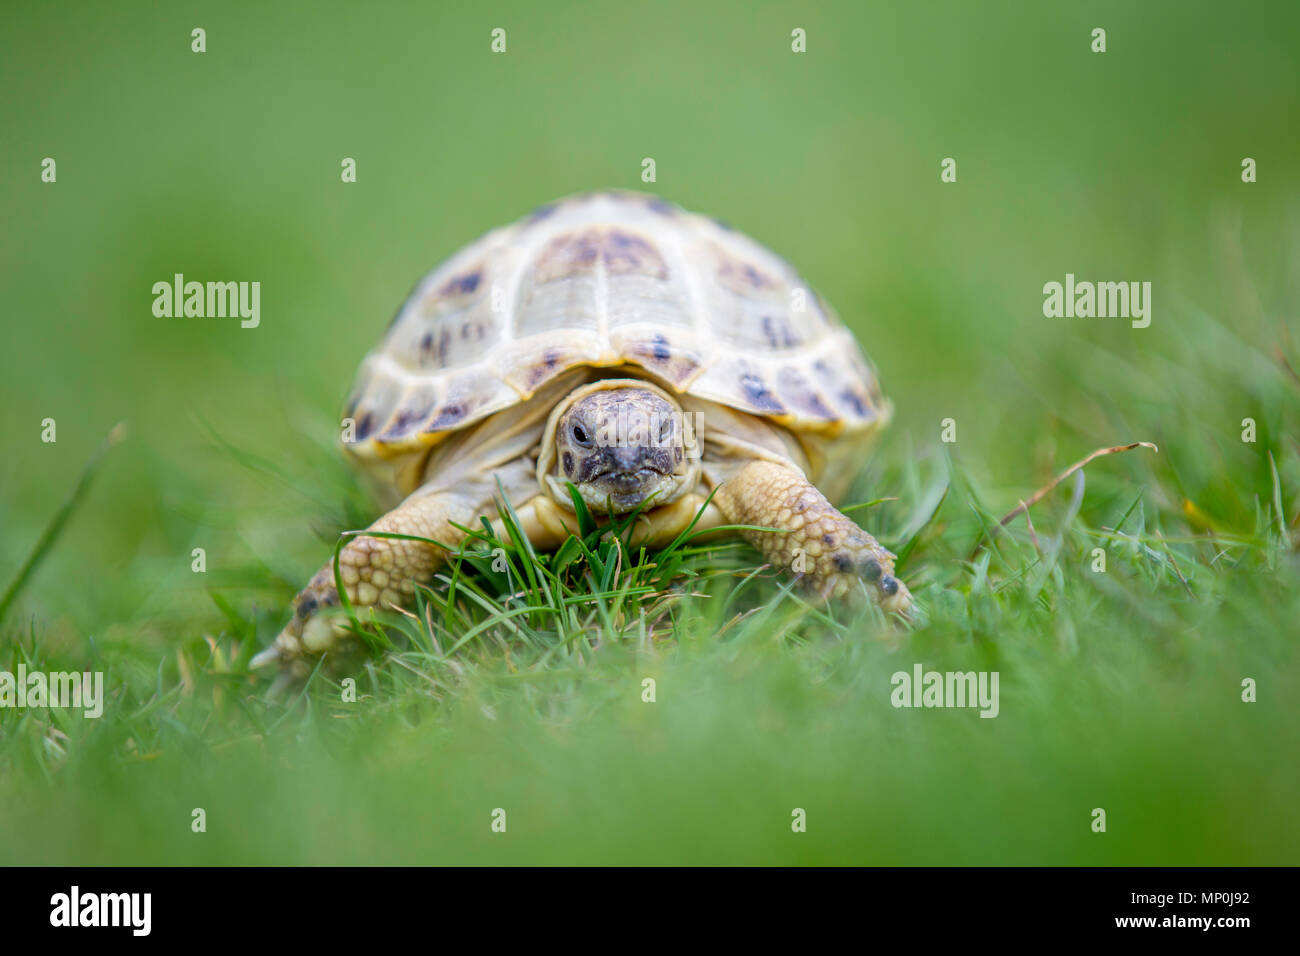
[{"left": 1, "top": 0, "right": 1297, "bottom": 864}]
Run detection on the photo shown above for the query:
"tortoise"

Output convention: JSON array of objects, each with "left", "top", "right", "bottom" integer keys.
[{"left": 253, "top": 191, "right": 912, "bottom": 672}]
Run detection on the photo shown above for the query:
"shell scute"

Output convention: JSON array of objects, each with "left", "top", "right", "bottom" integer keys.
[
  {"left": 613, "top": 329, "right": 702, "bottom": 389},
  {"left": 603, "top": 229, "right": 670, "bottom": 278}
]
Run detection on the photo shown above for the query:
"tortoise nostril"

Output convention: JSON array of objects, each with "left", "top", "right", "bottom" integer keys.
[{"left": 860, "top": 558, "right": 882, "bottom": 582}]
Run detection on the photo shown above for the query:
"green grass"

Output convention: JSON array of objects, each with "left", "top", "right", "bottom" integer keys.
[
  {"left": 2, "top": 318, "right": 1297, "bottom": 864},
  {"left": 2, "top": 0, "right": 1298, "bottom": 864}
]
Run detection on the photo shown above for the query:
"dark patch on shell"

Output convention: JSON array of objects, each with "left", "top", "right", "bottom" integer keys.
[
  {"left": 425, "top": 402, "right": 467, "bottom": 431},
  {"left": 777, "top": 367, "right": 836, "bottom": 420},
  {"left": 761, "top": 315, "right": 800, "bottom": 349},
  {"left": 739, "top": 372, "right": 785, "bottom": 413},
  {"left": 651, "top": 333, "right": 671, "bottom": 362},
  {"left": 624, "top": 334, "right": 700, "bottom": 386},
  {"left": 439, "top": 269, "right": 482, "bottom": 297},
  {"left": 802, "top": 393, "right": 835, "bottom": 419},
  {"left": 354, "top": 412, "right": 375, "bottom": 441},
  {"left": 523, "top": 347, "right": 568, "bottom": 392},
  {"left": 534, "top": 229, "right": 601, "bottom": 283},
  {"left": 839, "top": 389, "right": 869, "bottom": 417},
  {"left": 604, "top": 229, "right": 668, "bottom": 278},
  {"left": 714, "top": 246, "right": 782, "bottom": 300},
  {"left": 419, "top": 328, "right": 452, "bottom": 366},
  {"left": 379, "top": 402, "right": 433, "bottom": 440}
]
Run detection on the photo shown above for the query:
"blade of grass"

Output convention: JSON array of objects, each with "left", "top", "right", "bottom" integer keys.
[{"left": 0, "top": 422, "right": 125, "bottom": 626}]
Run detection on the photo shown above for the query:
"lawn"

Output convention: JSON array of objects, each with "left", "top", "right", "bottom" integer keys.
[{"left": 1, "top": 0, "right": 1297, "bottom": 864}]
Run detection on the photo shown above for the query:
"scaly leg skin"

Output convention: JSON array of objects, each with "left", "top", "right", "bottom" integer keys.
[
  {"left": 253, "top": 488, "right": 480, "bottom": 674},
  {"left": 712, "top": 459, "right": 912, "bottom": 614}
]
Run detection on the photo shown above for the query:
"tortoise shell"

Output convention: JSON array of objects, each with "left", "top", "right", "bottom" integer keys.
[{"left": 343, "top": 191, "right": 889, "bottom": 476}]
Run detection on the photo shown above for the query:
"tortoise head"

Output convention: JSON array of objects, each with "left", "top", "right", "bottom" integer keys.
[{"left": 541, "top": 378, "right": 701, "bottom": 515}]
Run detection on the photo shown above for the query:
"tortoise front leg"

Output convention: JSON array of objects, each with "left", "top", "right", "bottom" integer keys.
[
  {"left": 254, "top": 486, "right": 488, "bottom": 673},
  {"left": 712, "top": 459, "right": 912, "bottom": 613}
]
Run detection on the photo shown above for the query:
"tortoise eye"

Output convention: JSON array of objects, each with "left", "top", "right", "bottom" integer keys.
[{"left": 570, "top": 422, "right": 593, "bottom": 448}]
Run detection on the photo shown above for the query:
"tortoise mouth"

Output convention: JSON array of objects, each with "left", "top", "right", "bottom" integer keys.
[
  {"left": 590, "top": 467, "right": 670, "bottom": 497},
  {"left": 590, "top": 464, "right": 671, "bottom": 484},
  {"left": 582, "top": 469, "right": 680, "bottom": 514}
]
